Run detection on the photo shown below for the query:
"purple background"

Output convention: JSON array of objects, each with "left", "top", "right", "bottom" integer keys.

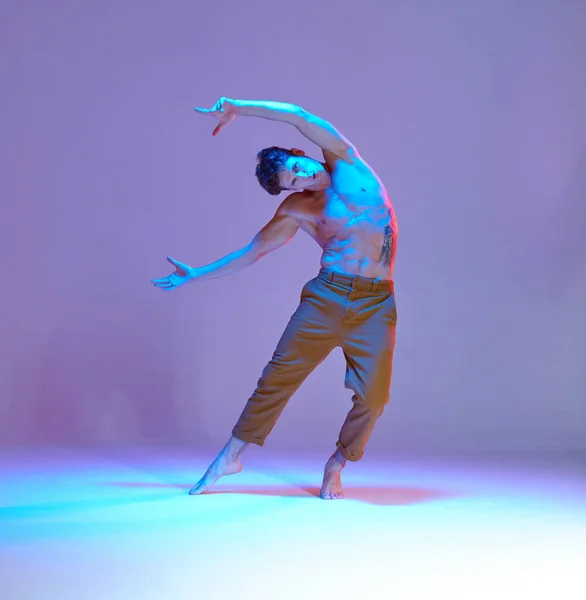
[{"left": 1, "top": 0, "right": 585, "bottom": 457}]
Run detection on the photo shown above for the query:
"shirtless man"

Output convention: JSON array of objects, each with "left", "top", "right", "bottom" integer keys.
[{"left": 152, "top": 97, "right": 398, "bottom": 499}]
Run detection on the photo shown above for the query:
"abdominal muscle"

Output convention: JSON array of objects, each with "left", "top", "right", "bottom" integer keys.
[
  {"left": 298, "top": 209, "right": 397, "bottom": 280},
  {"left": 293, "top": 190, "right": 398, "bottom": 281},
  {"left": 319, "top": 234, "right": 395, "bottom": 280}
]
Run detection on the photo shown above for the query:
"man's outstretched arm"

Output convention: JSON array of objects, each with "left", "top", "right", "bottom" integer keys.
[
  {"left": 152, "top": 197, "right": 301, "bottom": 291},
  {"left": 196, "top": 97, "right": 358, "bottom": 161},
  {"left": 192, "top": 206, "right": 299, "bottom": 281}
]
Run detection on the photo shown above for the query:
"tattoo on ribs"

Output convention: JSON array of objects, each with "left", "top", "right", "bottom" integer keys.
[{"left": 378, "top": 225, "right": 393, "bottom": 267}]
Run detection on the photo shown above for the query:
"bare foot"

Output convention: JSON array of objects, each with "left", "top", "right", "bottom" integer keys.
[
  {"left": 189, "top": 436, "right": 248, "bottom": 495},
  {"left": 320, "top": 450, "right": 347, "bottom": 499}
]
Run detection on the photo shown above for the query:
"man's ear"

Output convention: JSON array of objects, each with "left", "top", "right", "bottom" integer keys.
[{"left": 290, "top": 148, "right": 305, "bottom": 156}]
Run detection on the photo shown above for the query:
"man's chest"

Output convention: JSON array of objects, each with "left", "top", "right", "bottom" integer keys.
[{"left": 318, "top": 190, "right": 392, "bottom": 237}]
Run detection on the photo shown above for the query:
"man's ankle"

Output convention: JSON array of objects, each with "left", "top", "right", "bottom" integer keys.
[
  {"left": 227, "top": 435, "right": 249, "bottom": 454},
  {"left": 330, "top": 450, "right": 347, "bottom": 468}
]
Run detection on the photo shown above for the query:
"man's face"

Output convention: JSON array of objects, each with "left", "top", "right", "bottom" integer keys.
[{"left": 278, "top": 154, "right": 330, "bottom": 192}]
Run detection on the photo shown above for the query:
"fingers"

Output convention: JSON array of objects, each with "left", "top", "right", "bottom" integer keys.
[
  {"left": 152, "top": 265, "right": 186, "bottom": 291},
  {"left": 194, "top": 99, "right": 223, "bottom": 114},
  {"left": 151, "top": 278, "right": 174, "bottom": 288},
  {"left": 167, "top": 256, "right": 187, "bottom": 269},
  {"left": 152, "top": 272, "right": 176, "bottom": 287},
  {"left": 195, "top": 97, "right": 225, "bottom": 115},
  {"left": 194, "top": 108, "right": 223, "bottom": 135},
  {"left": 194, "top": 99, "right": 232, "bottom": 137},
  {"left": 152, "top": 281, "right": 175, "bottom": 291}
]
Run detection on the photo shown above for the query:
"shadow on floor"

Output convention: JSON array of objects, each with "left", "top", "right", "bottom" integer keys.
[{"left": 102, "top": 481, "right": 456, "bottom": 505}]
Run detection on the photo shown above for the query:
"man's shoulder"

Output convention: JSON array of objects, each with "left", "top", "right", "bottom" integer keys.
[{"left": 278, "top": 191, "right": 318, "bottom": 217}]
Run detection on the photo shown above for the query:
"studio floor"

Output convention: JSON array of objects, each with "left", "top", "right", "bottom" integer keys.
[{"left": 1, "top": 447, "right": 585, "bottom": 600}]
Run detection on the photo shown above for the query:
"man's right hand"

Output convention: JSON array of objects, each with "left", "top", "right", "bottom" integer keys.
[{"left": 152, "top": 256, "right": 195, "bottom": 291}]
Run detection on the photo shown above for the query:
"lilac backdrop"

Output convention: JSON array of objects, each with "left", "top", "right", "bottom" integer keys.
[{"left": 1, "top": 0, "right": 585, "bottom": 456}]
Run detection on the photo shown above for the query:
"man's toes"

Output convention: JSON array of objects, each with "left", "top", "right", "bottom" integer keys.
[{"left": 189, "top": 477, "right": 212, "bottom": 495}]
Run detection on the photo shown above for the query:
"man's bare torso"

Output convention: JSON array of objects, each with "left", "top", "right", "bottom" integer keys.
[{"left": 287, "top": 150, "right": 398, "bottom": 280}]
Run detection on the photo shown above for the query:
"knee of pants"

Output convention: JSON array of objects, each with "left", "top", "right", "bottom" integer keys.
[
  {"left": 371, "top": 392, "right": 390, "bottom": 413},
  {"left": 345, "top": 370, "right": 391, "bottom": 411},
  {"left": 257, "top": 359, "right": 300, "bottom": 389},
  {"left": 353, "top": 389, "right": 390, "bottom": 412}
]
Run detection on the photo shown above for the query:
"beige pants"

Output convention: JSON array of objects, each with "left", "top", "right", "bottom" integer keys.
[{"left": 232, "top": 268, "right": 397, "bottom": 461}]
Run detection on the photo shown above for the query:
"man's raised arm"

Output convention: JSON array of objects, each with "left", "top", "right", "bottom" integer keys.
[{"left": 195, "top": 97, "right": 358, "bottom": 161}]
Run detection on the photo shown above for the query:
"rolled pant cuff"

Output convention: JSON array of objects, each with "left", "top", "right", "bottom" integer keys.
[
  {"left": 232, "top": 428, "right": 266, "bottom": 447},
  {"left": 336, "top": 440, "right": 363, "bottom": 462}
]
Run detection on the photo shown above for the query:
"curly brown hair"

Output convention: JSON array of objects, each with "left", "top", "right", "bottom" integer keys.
[{"left": 254, "top": 146, "right": 294, "bottom": 195}]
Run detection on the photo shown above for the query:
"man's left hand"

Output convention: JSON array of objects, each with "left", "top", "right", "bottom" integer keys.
[{"left": 194, "top": 97, "right": 238, "bottom": 136}]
